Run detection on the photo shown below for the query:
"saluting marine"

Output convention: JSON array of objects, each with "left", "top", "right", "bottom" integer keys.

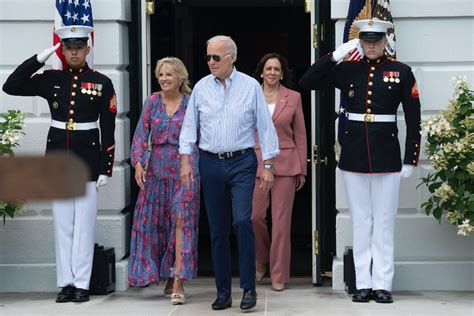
[
  {"left": 299, "top": 19, "right": 421, "bottom": 304},
  {"left": 2, "top": 25, "right": 116, "bottom": 303}
]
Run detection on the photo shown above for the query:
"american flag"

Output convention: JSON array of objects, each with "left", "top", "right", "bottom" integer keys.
[{"left": 52, "top": 0, "right": 94, "bottom": 70}]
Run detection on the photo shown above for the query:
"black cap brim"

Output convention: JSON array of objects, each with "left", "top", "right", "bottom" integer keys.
[
  {"left": 359, "top": 32, "right": 385, "bottom": 42},
  {"left": 61, "top": 37, "right": 88, "bottom": 46}
]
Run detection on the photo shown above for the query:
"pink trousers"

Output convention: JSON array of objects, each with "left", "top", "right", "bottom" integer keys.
[{"left": 252, "top": 175, "right": 297, "bottom": 284}]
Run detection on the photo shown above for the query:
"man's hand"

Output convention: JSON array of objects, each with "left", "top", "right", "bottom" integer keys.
[
  {"left": 96, "top": 175, "right": 108, "bottom": 188},
  {"left": 332, "top": 38, "right": 360, "bottom": 63},
  {"left": 259, "top": 169, "right": 274, "bottom": 193},
  {"left": 37, "top": 43, "right": 61, "bottom": 64},
  {"left": 134, "top": 163, "right": 146, "bottom": 190},
  {"left": 296, "top": 175, "right": 305, "bottom": 191},
  {"left": 400, "top": 164, "right": 414, "bottom": 178},
  {"left": 180, "top": 155, "right": 194, "bottom": 189}
]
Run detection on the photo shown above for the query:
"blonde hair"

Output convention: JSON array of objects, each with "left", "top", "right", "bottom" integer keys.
[{"left": 155, "top": 57, "right": 192, "bottom": 95}]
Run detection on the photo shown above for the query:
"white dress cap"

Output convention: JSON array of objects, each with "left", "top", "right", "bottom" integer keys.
[
  {"left": 55, "top": 25, "right": 93, "bottom": 44},
  {"left": 353, "top": 18, "right": 393, "bottom": 34}
]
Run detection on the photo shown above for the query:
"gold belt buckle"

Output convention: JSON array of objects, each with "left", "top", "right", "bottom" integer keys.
[
  {"left": 66, "top": 121, "right": 76, "bottom": 130},
  {"left": 364, "top": 113, "right": 375, "bottom": 123}
]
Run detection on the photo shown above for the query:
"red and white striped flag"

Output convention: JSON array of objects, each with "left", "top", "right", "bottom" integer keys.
[{"left": 52, "top": 0, "right": 94, "bottom": 70}]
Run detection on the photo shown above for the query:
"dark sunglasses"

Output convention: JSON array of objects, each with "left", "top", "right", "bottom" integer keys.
[{"left": 204, "top": 53, "right": 230, "bottom": 62}]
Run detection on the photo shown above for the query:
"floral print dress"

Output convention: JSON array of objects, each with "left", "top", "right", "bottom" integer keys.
[{"left": 128, "top": 92, "right": 200, "bottom": 287}]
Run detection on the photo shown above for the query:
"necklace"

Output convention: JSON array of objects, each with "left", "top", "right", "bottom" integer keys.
[
  {"left": 263, "top": 91, "right": 278, "bottom": 103},
  {"left": 163, "top": 94, "right": 182, "bottom": 117},
  {"left": 263, "top": 84, "right": 279, "bottom": 103}
]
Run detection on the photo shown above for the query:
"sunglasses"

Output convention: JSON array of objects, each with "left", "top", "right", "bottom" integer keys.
[{"left": 205, "top": 53, "right": 230, "bottom": 62}]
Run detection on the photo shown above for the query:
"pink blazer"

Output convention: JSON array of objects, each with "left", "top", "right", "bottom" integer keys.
[{"left": 255, "top": 85, "right": 307, "bottom": 177}]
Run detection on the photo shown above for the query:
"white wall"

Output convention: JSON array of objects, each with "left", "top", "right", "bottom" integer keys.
[
  {"left": 331, "top": 0, "right": 474, "bottom": 291},
  {"left": 0, "top": 0, "right": 132, "bottom": 292}
]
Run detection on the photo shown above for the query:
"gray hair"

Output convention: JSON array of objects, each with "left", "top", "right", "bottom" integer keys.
[{"left": 206, "top": 35, "right": 237, "bottom": 56}]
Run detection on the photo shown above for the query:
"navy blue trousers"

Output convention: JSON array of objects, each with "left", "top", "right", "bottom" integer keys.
[{"left": 199, "top": 149, "right": 257, "bottom": 299}]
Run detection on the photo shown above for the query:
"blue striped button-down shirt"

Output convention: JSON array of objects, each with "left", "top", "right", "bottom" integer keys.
[{"left": 179, "top": 68, "right": 279, "bottom": 161}]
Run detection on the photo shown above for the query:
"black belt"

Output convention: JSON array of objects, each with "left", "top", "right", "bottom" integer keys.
[{"left": 202, "top": 148, "right": 252, "bottom": 160}]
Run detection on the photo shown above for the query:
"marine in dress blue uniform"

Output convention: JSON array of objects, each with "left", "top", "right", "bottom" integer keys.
[
  {"left": 299, "top": 19, "right": 421, "bottom": 303},
  {"left": 2, "top": 25, "right": 116, "bottom": 303}
]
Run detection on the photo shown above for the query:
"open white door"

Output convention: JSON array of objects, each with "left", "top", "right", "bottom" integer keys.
[
  {"left": 308, "top": 0, "right": 321, "bottom": 285},
  {"left": 140, "top": 0, "right": 153, "bottom": 100}
]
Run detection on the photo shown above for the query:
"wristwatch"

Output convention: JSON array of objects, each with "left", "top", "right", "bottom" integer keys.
[{"left": 264, "top": 163, "right": 274, "bottom": 173}]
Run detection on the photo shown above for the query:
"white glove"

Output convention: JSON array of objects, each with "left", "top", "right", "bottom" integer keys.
[
  {"left": 36, "top": 43, "right": 61, "bottom": 64},
  {"left": 96, "top": 175, "right": 108, "bottom": 188},
  {"left": 332, "top": 38, "right": 360, "bottom": 63},
  {"left": 400, "top": 165, "right": 414, "bottom": 178}
]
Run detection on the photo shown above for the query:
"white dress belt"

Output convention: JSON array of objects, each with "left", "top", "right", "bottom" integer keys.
[
  {"left": 346, "top": 113, "right": 397, "bottom": 123},
  {"left": 51, "top": 119, "right": 98, "bottom": 131}
]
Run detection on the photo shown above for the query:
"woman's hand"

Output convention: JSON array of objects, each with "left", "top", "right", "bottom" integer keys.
[
  {"left": 296, "top": 175, "right": 306, "bottom": 191},
  {"left": 134, "top": 162, "right": 146, "bottom": 190}
]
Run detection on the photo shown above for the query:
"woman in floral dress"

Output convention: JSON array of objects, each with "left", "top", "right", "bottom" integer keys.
[{"left": 128, "top": 57, "right": 200, "bottom": 305}]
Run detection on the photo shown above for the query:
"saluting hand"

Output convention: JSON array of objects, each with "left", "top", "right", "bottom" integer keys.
[
  {"left": 37, "top": 43, "right": 61, "bottom": 64},
  {"left": 134, "top": 162, "right": 146, "bottom": 190},
  {"left": 332, "top": 38, "right": 360, "bottom": 63}
]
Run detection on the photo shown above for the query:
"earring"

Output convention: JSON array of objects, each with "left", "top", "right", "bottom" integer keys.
[
  {"left": 260, "top": 74, "right": 263, "bottom": 78},
  {"left": 280, "top": 76, "right": 283, "bottom": 80}
]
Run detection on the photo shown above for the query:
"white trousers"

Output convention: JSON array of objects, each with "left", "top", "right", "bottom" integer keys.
[
  {"left": 341, "top": 170, "right": 400, "bottom": 291},
  {"left": 52, "top": 181, "right": 98, "bottom": 290}
]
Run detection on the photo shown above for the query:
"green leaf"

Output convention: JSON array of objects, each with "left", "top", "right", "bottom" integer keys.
[{"left": 433, "top": 208, "right": 443, "bottom": 221}]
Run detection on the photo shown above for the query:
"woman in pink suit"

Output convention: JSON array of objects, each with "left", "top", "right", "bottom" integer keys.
[{"left": 252, "top": 53, "right": 307, "bottom": 291}]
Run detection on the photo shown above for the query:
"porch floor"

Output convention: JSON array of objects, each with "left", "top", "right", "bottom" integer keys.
[{"left": 0, "top": 277, "right": 472, "bottom": 315}]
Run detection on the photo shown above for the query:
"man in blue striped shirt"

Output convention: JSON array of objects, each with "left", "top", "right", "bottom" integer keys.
[{"left": 179, "top": 35, "right": 279, "bottom": 311}]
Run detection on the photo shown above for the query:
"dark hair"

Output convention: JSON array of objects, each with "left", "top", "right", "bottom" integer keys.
[{"left": 253, "top": 53, "right": 294, "bottom": 89}]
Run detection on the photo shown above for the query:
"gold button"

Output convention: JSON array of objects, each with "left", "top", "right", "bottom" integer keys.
[
  {"left": 368, "top": 91, "right": 373, "bottom": 95},
  {"left": 69, "top": 110, "right": 74, "bottom": 115},
  {"left": 369, "top": 73, "right": 374, "bottom": 78},
  {"left": 72, "top": 92, "right": 76, "bottom": 96},
  {"left": 371, "top": 67, "right": 375, "bottom": 71},
  {"left": 109, "top": 154, "right": 113, "bottom": 157},
  {"left": 70, "top": 100, "right": 75, "bottom": 105},
  {"left": 366, "top": 108, "right": 372, "bottom": 113},
  {"left": 391, "top": 133, "right": 395, "bottom": 137},
  {"left": 345, "top": 131, "right": 348, "bottom": 134},
  {"left": 54, "top": 93, "right": 57, "bottom": 97},
  {"left": 79, "top": 68, "right": 83, "bottom": 73},
  {"left": 73, "top": 76, "right": 78, "bottom": 80},
  {"left": 350, "top": 84, "right": 354, "bottom": 87},
  {"left": 376, "top": 59, "right": 380, "bottom": 63},
  {"left": 69, "top": 118, "right": 73, "bottom": 122},
  {"left": 48, "top": 139, "right": 51, "bottom": 142},
  {"left": 73, "top": 84, "right": 77, "bottom": 88},
  {"left": 415, "top": 144, "right": 418, "bottom": 147},
  {"left": 413, "top": 160, "right": 416, "bottom": 164},
  {"left": 414, "top": 152, "right": 417, "bottom": 155},
  {"left": 367, "top": 100, "right": 372, "bottom": 104},
  {"left": 108, "top": 162, "right": 112, "bottom": 166},
  {"left": 92, "top": 142, "right": 96, "bottom": 146},
  {"left": 369, "top": 82, "right": 373, "bottom": 86}
]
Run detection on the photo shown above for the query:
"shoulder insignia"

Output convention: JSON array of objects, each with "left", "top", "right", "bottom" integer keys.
[
  {"left": 411, "top": 82, "right": 419, "bottom": 99},
  {"left": 109, "top": 93, "right": 117, "bottom": 113}
]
